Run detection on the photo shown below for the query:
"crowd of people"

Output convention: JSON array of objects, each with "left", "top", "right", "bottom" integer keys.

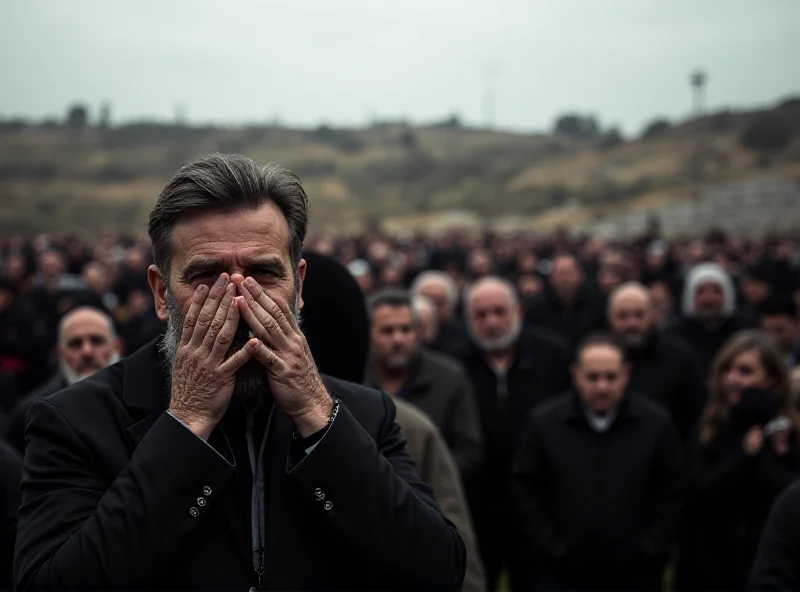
[{"left": 1, "top": 223, "right": 800, "bottom": 591}]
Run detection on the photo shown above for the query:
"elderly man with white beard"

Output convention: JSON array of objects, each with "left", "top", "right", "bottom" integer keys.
[
  {"left": 456, "top": 276, "right": 571, "bottom": 592},
  {"left": 607, "top": 282, "right": 706, "bottom": 447},
  {"left": 2, "top": 306, "right": 122, "bottom": 454}
]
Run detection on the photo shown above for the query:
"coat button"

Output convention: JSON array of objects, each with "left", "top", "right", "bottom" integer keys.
[
  {"left": 314, "top": 488, "right": 325, "bottom": 501},
  {"left": 202, "top": 486, "right": 212, "bottom": 496},
  {"left": 189, "top": 507, "right": 200, "bottom": 518},
  {"left": 323, "top": 501, "right": 333, "bottom": 511},
  {"left": 197, "top": 497, "right": 206, "bottom": 507}
]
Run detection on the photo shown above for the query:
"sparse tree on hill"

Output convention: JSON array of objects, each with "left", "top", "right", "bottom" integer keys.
[
  {"left": 554, "top": 113, "right": 600, "bottom": 140},
  {"left": 740, "top": 114, "right": 793, "bottom": 167},
  {"left": 66, "top": 104, "right": 89, "bottom": 130},
  {"left": 641, "top": 119, "right": 670, "bottom": 140},
  {"left": 599, "top": 127, "right": 624, "bottom": 150}
]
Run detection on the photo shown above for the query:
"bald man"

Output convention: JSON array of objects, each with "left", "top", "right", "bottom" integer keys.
[
  {"left": 2, "top": 307, "right": 122, "bottom": 453},
  {"left": 607, "top": 282, "right": 705, "bottom": 445},
  {"left": 457, "top": 276, "right": 571, "bottom": 592}
]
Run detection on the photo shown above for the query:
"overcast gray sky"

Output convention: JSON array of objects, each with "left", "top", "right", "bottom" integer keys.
[{"left": 1, "top": 0, "right": 798, "bottom": 135}]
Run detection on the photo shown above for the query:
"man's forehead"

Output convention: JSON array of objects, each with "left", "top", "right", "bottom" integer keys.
[
  {"left": 580, "top": 347, "right": 623, "bottom": 366},
  {"left": 471, "top": 287, "right": 511, "bottom": 308},
  {"left": 171, "top": 204, "right": 290, "bottom": 267},
  {"left": 63, "top": 318, "right": 111, "bottom": 339},
  {"left": 375, "top": 306, "right": 412, "bottom": 323}
]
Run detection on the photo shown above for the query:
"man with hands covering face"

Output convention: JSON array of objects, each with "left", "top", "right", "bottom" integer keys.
[{"left": 14, "top": 154, "right": 466, "bottom": 592}]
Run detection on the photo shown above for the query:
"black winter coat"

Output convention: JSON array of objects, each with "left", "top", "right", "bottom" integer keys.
[{"left": 510, "top": 392, "right": 685, "bottom": 590}]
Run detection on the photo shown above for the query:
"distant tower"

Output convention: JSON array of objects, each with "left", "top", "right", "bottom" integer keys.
[
  {"left": 689, "top": 70, "right": 708, "bottom": 199},
  {"left": 690, "top": 70, "right": 707, "bottom": 117}
]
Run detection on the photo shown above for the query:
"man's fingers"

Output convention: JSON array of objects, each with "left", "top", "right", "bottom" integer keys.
[
  {"left": 236, "top": 283, "right": 290, "bottom": 348},
  {"left": 180, "top": 284, "right": 209, "bottom": 346},
  {"left": 247, "top": 338, "right": 287, "bottom": 372},
  {"left": 218, "top": 337, "right": 255, "bottom": 375},
  {"left": 209, "top": 294, "right": 242, "bottom": 363},
  {"left": 202, "top": 282, "right": 236, "bottom": 354},
  {"left": 189, "top": 274, "right": 230, "bottom": 347},
  {"left": 240, "top": 278, "right": 294, "bottom": 336},
  {"left": 271, "top": 288, "right": 301, "bottom": 334}
]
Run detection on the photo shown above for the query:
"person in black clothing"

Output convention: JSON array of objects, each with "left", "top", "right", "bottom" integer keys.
[
  {"left": 676, "top": 330, "right": 800, "bottom": 592},
  {"left": 749, "top": 479, "right": 800, "bottom": 590},
  {"left": 666, "top": 262, "right": 757, "bottom": 379},
  {"left": 511, "top": 333, "right": 684, "bottom": 591},
  {"left": 0, "top": 280, "right": 49, "bottom": 410},
  {"left": 299, "top": 250, "right": 370, "bottom": 384},
  {"left": 2, "top": 306, "right": 122, "bottom": 453},
  {"left": 607, "top": 282, "right": 706, "bottom": 445},
  {"left": 759, "top": 294, "right": 799, "bottom": 368},
  {"left": 524, "top": 253, "right": 606, "bottom": 347},
  {"left": 459, "top": 276, "right": 571, "bottom": 592},
  {"left": 364, "top": 289, "right": 483, "bottom": 478},
  {"left": 0, "top": 440, "right": 22, "bottom": 589},
  {"left": 410, "top": 270, "right": 469, "bottom": 358}
]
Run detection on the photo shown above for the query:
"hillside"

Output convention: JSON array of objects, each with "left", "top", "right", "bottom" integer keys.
[{"left": 0, "top": 99, "right": 799, "bottom": 236}]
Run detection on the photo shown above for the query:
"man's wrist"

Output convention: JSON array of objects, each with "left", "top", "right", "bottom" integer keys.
[
  {"left": 168, "top": 407, "right": 216, "bottom": 441},
  {"left": 292, "top": 394, "right": 334, "bottom": 438}
]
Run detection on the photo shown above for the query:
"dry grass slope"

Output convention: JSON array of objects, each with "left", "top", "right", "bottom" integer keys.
[{"left": 0, "top": 100, "right": 798, "bottom": 235}]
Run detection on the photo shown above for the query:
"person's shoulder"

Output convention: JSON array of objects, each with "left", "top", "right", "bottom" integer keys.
[
  {"left": 520, "top": 327, "right": 570, "bottom": 355},
  {"left": 393, "top": 398, "right": 439, "bottom": 437},
  {"left": 531, "top": 391, "right": 573, "bottom": 421},
  {"left": 628, "top": 394, "right": 673, "bottom": 427},
  {"left": 657, "top": 332, "right": 696, "bottom": 360},
  {"left": 769, "top": 478, "right": 800, "bottom": 524},
  {"left": 321, "top": 374, "right": 387, "bottom": 413},
  {"left": 419, "top": 348, "right": 468, "bottom": 377},
  {"left": 35, "top": 360, "right": 126, "bottom": 426}
]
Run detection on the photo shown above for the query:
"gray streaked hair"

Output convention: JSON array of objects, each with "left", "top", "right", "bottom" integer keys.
[
  {"left": 409, "top": 271, "right": 459, "bottom": 307},
  {"left": 463, "top": 276, "right": 519, "bottom": 314},
  {"left": 148, "top": 153, "right": 309, "bottom": 282}
]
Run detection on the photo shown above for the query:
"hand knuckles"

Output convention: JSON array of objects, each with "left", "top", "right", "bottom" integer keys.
[
  {"left": 197, "top": 311, "right": 214, "bottom": 326},
  {"left": 215, "top": 331, "right": 233, "bottom": 346}
]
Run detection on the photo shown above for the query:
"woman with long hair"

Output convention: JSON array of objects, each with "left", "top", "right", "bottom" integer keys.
[{"left": 678, "top": 330, "right": 800, "bottom": 591}]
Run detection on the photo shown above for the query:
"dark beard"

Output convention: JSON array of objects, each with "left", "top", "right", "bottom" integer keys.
[{"left": 159, "top": 287, "right": 300, "bottom": 409}]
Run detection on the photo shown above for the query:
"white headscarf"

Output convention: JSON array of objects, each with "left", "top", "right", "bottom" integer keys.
[{"left": 682, "top": 262, "right": 736, "bottom": 317}]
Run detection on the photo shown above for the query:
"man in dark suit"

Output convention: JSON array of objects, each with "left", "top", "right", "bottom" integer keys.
[
  {"left": 14, "top": 154, "right": 466, "bottom": 591},
  {"left": 511, "top": 333, "right": 684, "bottom": 590},
  {"left": 365, "top": 289, "right": 483, "bottom": 478}
]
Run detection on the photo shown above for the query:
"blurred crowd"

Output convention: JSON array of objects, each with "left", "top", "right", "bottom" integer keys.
[{"left": 1, "top": 224, "right": 800, "bottom": 591}]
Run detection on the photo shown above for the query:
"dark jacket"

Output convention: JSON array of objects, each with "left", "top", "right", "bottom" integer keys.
[
  {"left": 625, "top": 332, "right": 707, "bottom": 446},
  {"left": 457, "top": 329, "right": 571, "bottom": 590},
  {"left": 0, "top": 441, "right": 21, "bottom": 590},
  {"left": 510, "top": 391, "right": 685, "bottom": 590},
  {"left": 458, "top": 329, "right": 571, "bottom": 493},
  {"left": 665, "top": 313, "right": 757, "bottom": 379},
  {"left": 523, "top": 285, "right": 606, "bottom": 347},
  {"left": 14, "top": 339, "right": 466, "bottom": 591},
  {"left": 1, "top": 372, "right": 67, "bottom": 454},
  {"left": 678, "top": 408, "right": 800, "bottom": 592},
  {"left": 749, "top": 479, "right": 800, "bottom": 591},
  {"left": 366, "top": 348, "right": 483, "bottom": 478}
]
